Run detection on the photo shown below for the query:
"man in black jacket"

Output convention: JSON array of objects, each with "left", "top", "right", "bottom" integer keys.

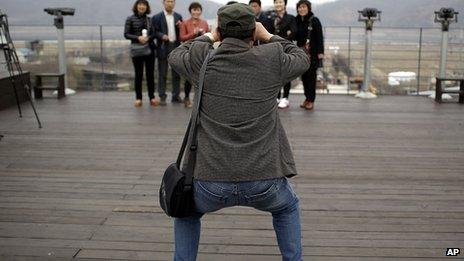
[
  {"left": 295, "top": 0, "right": 324, "bottom": 110},
  {"left": 152, "top": 0, "right": 183, "bottom": 105}
]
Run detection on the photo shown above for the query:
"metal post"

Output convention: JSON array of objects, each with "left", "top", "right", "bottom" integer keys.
[
  {"left": 416, "top": 27, "right": 423, "bottom": 95},
  {"left": 363, "top": 28, "right": 372, "bottom": 93},
  {"left": 439, "top": 29, "right": 448, "bottom": 78},
  {"left": 355, "top": 22, "right": 376, "bottom": 99},
  {"left": 44, "top": 8, "right": 75, "bottom": 93},
  {"left": 57, "top": 23, "right": 67, "bottom": 89},
  {"left": 355, "top": 8, "right": 380, "bottom": 99},
  {"left": 434, "top": 8, "right": 459, "bottom": 79},
  {"left": 100, "top": 25, "right": 104, "bottom": 90},
  {"left": 347, "top": 26, "right": 351, "bottom": 95}
]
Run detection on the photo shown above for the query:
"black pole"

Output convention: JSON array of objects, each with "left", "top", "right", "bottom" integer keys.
[
  {"left": 5, "top": 52, "right": 23, "bottom": 117},
  {"left": 100, "top": 25, "right": 104, "bottom": 90},
  {"left": 9, "top": 34, "right": 42, "bottom": 128},
  {"left": 347, "top": 26, "right": 352, "bottom": 95},
  {"left": 417, "top": 27, "right": 423, "bottom": 95}
]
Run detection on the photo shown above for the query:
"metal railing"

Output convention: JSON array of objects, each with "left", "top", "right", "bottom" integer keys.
[{"left": 4, "top": 25, "right": 464, "bottom": 95}]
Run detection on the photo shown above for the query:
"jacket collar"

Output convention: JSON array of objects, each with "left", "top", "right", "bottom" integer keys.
[
  {"left": 218, "top": 38, "right": 252, "bottom": 53},
  {"left": 297, "top": 11, "right": 314, "bottom": 21}
]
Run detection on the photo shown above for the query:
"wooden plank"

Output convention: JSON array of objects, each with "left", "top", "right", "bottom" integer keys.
[
  {"left": 0, "top": 185, "right": 146, "bottom": 195},
  {"left": 0, "top": 222, "right": 95, "bottom": 240},
  {"left": 76, "top": 249, "right": 172, "bottom": 260},
  {"left": 0, "top": 257, "right": 68, "bottom": 261},
  {"left": 0, "top": 202, "right": 124, "bottom": 211},
  {"left": 75, "top": 246, "right": 448, "bottom": 260},
  {"left": 103, "top": 212, "right": 464, "bottom": 229},
  {"left": 0, "top": 191, "right": 126, "bottom": 200},
  {"left": 0, "top": 246, "right": 78, "bottom": 258},
  {"left": 90, "top": 225, "right": 464, "bottom": 242},
  {"left": 0, "top": 237, "right": 462, "bottom": 255},
  {"left": 0, "top": 214, "right": 105, "bottom": 225},
  {"left": 0, "top": 208, "right": 110, "bottom": 219},
  {"left": 2, "top": 195, "right": 464, "bottom": 213}
]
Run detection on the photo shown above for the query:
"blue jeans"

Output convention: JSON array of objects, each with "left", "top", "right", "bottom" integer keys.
[{"left": 174, "top": 177, "right": 302, "bottom": 261}]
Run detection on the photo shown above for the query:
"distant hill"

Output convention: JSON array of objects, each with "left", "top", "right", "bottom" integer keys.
[
  {"left": 311, "top": 0, "right": 464, "bottom": 27},
  {"left": 2, "top": 0, "right": 464, "bottom": 27},
  {"left": 1, "top": 0, "right": 222, "bottom": 25}
]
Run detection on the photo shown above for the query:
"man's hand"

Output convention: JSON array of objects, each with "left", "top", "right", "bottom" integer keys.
[
  {"left": 254, "top": 22, "right": 273, "bottom": 42},
  {"left": 211, "top": 27, "right": 220, "bottom": 42},
  {"left": 162, "top": 35, "right": 170, "bottom": 41},
  {"left": 318, "top": 54, "right": 324, "bottom": 60},
  {"left": 138, "top": 36, "right": 148, "bottom": 44}
]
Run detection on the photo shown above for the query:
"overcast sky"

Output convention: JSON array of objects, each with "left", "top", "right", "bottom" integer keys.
[{"left": 210, "top": 0, "right": 338, "bottom": 8}]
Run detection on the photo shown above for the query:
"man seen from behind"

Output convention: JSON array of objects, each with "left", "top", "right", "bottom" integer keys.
[{"left": 168, "top": 3, "right": 310, "bottom": 261}]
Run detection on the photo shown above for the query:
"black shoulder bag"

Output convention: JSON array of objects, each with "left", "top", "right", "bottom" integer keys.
[{"left": 159, "top": 50, "right": 214, "bottom": 218}]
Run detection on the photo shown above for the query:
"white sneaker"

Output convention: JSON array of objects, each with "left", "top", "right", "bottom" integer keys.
[{"left": 278, "top": 98, "right": 290, "bottom": 109}]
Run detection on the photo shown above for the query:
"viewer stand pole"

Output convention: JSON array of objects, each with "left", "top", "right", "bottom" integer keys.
[
  {"left": 439, "top": 30, "right": 448, "bottom": 79},
  {"left": 44, "top": 8, "right": 75, "bottom": 94},
  {"left": 56, "top": 16, "right": 67, "bottom": 88},
  {"left": 355, "top": 8, "right": 381, "bottom": 99},
  {"left": 435, "top": 8, "right": 459, "bottom": 79}
]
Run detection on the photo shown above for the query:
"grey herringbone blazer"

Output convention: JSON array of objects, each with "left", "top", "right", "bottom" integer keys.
[{"left": 168, "top": 35, "right": 310, "bottom": 182}]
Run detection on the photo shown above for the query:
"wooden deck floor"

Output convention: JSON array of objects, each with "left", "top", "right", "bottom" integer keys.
[{"left": 0, "top": 92, "right": 463, "bottom": 260}]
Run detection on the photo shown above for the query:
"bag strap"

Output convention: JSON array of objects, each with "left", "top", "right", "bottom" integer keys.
[
  {"left": 175, "top": 120, "right": 191, "bottom": 167},
  {"left": 306, "top": 16, "right": 314, "bottom": 43},
  {"left": 175, "top": 49, "right": 216, "bottom": 190},
  {"left": 146, "top": 16, "right": 151, "bottom": 32}
]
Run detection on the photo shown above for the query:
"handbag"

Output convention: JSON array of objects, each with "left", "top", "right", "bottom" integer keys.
[
  {"left": 130, "top": 43, "right": 152, "bottom": 57},
  {"left": 159, "top": 50, "right": 215, "bottom": 218},
  {"left": 130, "top": 17, "right": 152, "bottom": 58}
]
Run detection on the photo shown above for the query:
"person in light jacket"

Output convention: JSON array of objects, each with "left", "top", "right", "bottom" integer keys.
[{"left": 179, "top": 2, "right": 209, "bottom": 108}]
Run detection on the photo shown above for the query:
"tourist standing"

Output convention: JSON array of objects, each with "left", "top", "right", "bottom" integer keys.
[
  {"left": 152, "top": 0, "right": 183, "bottom": 105},
  {"left": 124, "top": 0, "right": 158, "bottom": 107},
  {"left": 269, "top": 0, "right": 297, "bottom": 109},
  {"left": 179, "top": 2, "right": 209, "bottom": 108},
  {"left": 295, "top": 0, "right": 324, "bottom": 110},
  {"left": 249, "top": 0, "right": 272, "bottom": 39}
]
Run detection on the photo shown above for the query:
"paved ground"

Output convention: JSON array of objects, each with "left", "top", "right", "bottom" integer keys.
[{"left": 0, "top": 92, "right": 463, "bottom": 260}]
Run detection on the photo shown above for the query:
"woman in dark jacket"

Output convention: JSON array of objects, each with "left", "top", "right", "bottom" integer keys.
[
  {"left": 267, "top": 0, "right": 297, "bottom": 109},
  {"left": 295, "top": 0, "right": 324, "bottom": 110},
  {"left": 124, "top": 0, "right": 158, "bottom": 107}
]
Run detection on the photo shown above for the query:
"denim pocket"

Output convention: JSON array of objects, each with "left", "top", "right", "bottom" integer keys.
[
  {"left": 244, "top": 180, "right": 279, "bottom": 203},
  {"left": 195, "top": 181, "right": 225, "bottom": 203}
]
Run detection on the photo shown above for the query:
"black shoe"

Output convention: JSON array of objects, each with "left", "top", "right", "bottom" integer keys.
[
  {"left": 171, "top": 95, "right": 183, "bottom": 103},
  {"left": 160, "top": 96, "right": 167, "bottom": 106}
]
